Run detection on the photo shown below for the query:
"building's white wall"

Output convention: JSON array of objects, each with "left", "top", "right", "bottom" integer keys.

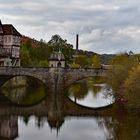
[
  {"left": 49, "top": 61, "right": 59, "bottom": 67},
  {"left": 1, "top": 47, "right": 11, "bottom": 56},
  {"left": 2, "top": 35, "right": 20, "bottom": 59},
  {"left": 58, "top": 53, "right": 61, "bottom": 60},
  {"left": 4, "top": 58, "right": 12, "bottom": 66},
  {"left": 0, "top": 58, "right": 20, "bottom": 66},
  {"left": 3, "top": 35, "right": 13, "bottom": 46},
  {"left": 49, "top": 60, "right": 65, "bottom": 68},
  {"left": 12, "top": 46, "right": 20, "bottom": 58},
  {"left": 13, "top": 36, "right": 21, "bottom": 46},
  {"left": 3, "top": 35, "right": 21, "bottom": 46},
  {"left": 61, "top": 61, "right": 65, "bottom": 67},
  {"left": 0, "top": 26, "right": 21, "bottom": 67}
]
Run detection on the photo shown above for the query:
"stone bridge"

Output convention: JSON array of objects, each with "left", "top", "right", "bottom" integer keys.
[
  {"left": 0, "top": 66, "right": 112, "bottom": 139},
  {"left": 0, "top": 67, "right": 107, "bottom": 88}
]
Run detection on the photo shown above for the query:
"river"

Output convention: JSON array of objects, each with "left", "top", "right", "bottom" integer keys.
[{"left": 0, "top": 76, "right": 139, "bottom": 140}]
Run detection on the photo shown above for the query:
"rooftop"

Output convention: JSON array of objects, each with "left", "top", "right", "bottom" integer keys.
[{"left": 0, "top": 20, "right": 22, "bottom": 36}]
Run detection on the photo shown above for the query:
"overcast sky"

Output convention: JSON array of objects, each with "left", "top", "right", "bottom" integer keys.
[{"left": 0, "top": 0, "right": 140, "bottom": 54}]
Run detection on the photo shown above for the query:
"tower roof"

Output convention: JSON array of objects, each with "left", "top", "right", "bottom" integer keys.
[{"left": 49, "top": 51, "right": 65, "bottom": 61}]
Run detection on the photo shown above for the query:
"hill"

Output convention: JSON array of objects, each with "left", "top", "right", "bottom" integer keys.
[{"left": 20, "top": 35, "right": 114, "bottom": 67}]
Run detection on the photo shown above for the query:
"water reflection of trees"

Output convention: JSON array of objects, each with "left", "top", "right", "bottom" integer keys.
[
  {"left": 68, "top": 77, "right": 107, "bottom": 101},
  {"left": 68, "top": 81, "right": 88, "bottom": 102},
  {"left": 97, "top": 113, "right": 140, "bottom": 140},
  {"left": 1, "top": 77, "right": 47, "bottom": 106}
]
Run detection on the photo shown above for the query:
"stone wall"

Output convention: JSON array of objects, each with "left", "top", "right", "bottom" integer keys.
[{"left": 0, "top": 67, "right": 106, "bottom": 89}]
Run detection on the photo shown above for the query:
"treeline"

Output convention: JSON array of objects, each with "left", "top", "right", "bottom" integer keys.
[
  {"left": 20, "top": 35, "right": 73, "bottom": 67},
  {"left": 106, "top": 53, "right": 140, "bottom": 110},
  {"left": 20, "top": 34, "right": 102, "bottom": 68}
]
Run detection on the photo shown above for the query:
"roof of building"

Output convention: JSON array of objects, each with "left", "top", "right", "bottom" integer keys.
[
  {"left": 2, "top": 24, "right": 22, "bottom": 36},
  {"left": 0, "top": 20, "right": 22, "bottom": 36}
]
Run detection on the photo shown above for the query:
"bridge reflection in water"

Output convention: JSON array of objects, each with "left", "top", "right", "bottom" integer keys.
[
  {"left": 0, "top": 79, "right": 114, "bottom": 140},
  {"left": 0, "top": 82, "right": 140, "bottom": 140}
]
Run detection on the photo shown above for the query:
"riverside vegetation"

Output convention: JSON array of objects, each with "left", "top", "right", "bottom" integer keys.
[{"left": 106, "top": 53, "right": 140, "bottom": 110}]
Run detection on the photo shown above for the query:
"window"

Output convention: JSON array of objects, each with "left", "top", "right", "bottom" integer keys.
[
  {"left": 57, "top": 62, "right": 61, "bottom": 67},
  {"left": 4, "top": 37, "right": 7, "bottom": 42},
  {"left": 8, "top": 37, "right": 11, "bottom": 42},
  {"left": 0, "top": 36, "right": 2, "bottom": 41}
]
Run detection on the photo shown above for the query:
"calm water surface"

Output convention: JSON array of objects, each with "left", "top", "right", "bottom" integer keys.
[
  {"left": 15, "top": 116, "right": 112, "bottom": 140},
  {"left": 0, "top": 77, "right": 139, "bottom": 140}
]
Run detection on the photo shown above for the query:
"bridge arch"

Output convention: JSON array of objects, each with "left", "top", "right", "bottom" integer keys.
[
  {"left": 0, "top": 75, "right": 48, "bottom": 88},
  {"left": 64, "top": 68, "right": 106, "bottom": 87},
  {"left": 65, "top": 97, "right": 114, "bottom": 116},
  {"left": 0, "top": 67, "right": 51, "bottom": 87},
  {"left": 0, "top": 75, "right": 48, "bottom": 107}
]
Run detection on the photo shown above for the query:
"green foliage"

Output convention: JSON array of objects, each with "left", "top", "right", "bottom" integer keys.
[
  {"left": 74, "top": 55, "right": 89, "bottom": 68},
  {"left": 20, "top": 45, "right": 32, "bottom": 66},
  {"left": 92, "top": 55, "right": 101, "bottom": 68},
  {"left": 70, "top": 63, "right": 80, "bottom": 68},
  {"left": 106, "top": 53, "right": 139, "bottom": 108},
  {"left": 107, "top": 54, "right": 137, "bottom": 92},
  {"left": 48, "top": 34, "right": 74, "bottom": 65},
  {"left": 68, "top": 82, "right": 88, "bottom": 102},
  {"left": 38, "top": 60, "right": 49, "bottom": 67},
  {"left": 124, "top": 65, "right": 140, "bottom": 109},
  {"left": 21, "top": 37, "right": 52, "bottom": 67}
]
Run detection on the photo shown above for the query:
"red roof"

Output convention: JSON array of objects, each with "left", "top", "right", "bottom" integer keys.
[{"left": 2, "top": 24, "right": 22, "bottom": 36}]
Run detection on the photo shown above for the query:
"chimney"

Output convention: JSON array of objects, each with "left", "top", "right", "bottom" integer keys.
[{"left": 76, "top": 34, "right": 79, "bottom": 52}]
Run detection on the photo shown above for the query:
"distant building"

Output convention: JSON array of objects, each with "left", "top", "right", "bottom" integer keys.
[
  {"left": 49, "top": 50, "right": 65, "bottom": 68},
  {"left": 0, "top": 20, "right": 22, "bottom": 66}
]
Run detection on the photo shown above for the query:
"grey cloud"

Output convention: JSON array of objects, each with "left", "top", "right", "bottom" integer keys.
[{"left": 1, "top": 0, "right": 140, "bottom": 54}]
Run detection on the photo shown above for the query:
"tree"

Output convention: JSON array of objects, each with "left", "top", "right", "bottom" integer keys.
[
  {"left": 21, "top": 37, "right": 51, "bottom": 67},
  {"left": 124, "top": 65, "right": 140, "bottom": 109},
  {"left": 70, "top": 63, "right": 80, "bottom": 68},
  {"left": 20, "top": 45, "right": 32, "bottom": 66},
  {"left": 74, "top": 55, "right": 89, "bottom": 68},
  {"left": 68, "top": 82, "right": 88, "bottom": 103},
  {"left": 48, "top": 34, "right": 74, "bottom": 65},
  {"left": 38, "top": 60, "right": 49, "bottom": 67},
  {"left": 92, "top": 55, "right": 101, "bottom": 68},
  {"left": 106, "top": 53, "right": 138, "bottom": 104}
]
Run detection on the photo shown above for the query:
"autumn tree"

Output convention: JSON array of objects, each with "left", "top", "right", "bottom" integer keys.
[
  {"left": 92, "top": 55, "right": 101, "bottom": 68},
  {"left": 124, "top": 65, "right": 140, "bottom": 109},
  {"left": 74, "top": 55, "right": 89, "bottom": 68},
  {"left": 20, "top": 45, "right": 32, "bottom": 66},
  {"left": 20, "top": 37, "right": 51, "bottom": 67},
  {"left": 106, "top": 53, "right": 138, "bottom": 103}
]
